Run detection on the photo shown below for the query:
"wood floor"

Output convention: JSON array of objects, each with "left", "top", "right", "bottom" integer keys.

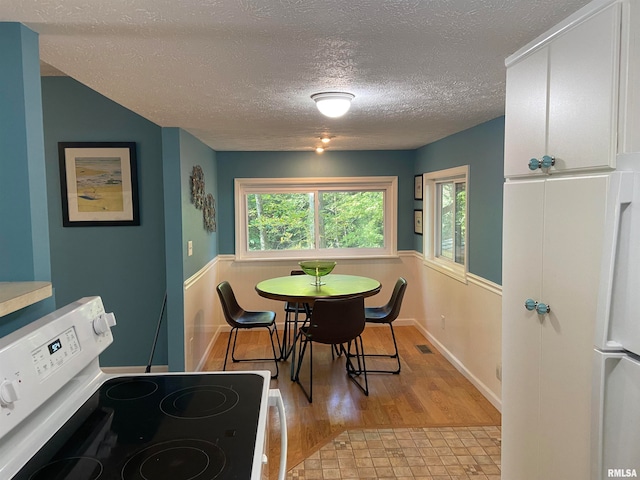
[{"left": 202, "top": 324, "right": 501, "bottom": 478}]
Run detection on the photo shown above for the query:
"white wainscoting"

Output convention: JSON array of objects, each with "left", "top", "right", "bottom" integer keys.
[
  {"left": 183, "top": 257, "right": 220, "bottom": 372},
  {"left": 182, "top": 252, "right": 502, "bottom": 411},
  {"left": 414, "top": 254, "right": 502, "bottom": 411}
]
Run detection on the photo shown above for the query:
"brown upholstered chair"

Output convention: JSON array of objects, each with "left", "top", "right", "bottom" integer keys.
[
  {"left": 293, "top": 296, "right": 368, "bottom": 403},
  {"left": 363, "top": 277, "right": 407, "bottom": 374},
  {"left": 216, "top": 281, "right": 281, "bottom": 379}
]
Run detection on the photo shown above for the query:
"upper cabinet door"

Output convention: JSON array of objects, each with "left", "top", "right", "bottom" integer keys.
[
  {"left": 504, "top": 2, "right": 622, "bottom": 178},
  {"left": 548, "top": 3, "right": 621, "bottom": 173},
  {"left": 504, "top": 48, "right": 549, "bottom": 178}
]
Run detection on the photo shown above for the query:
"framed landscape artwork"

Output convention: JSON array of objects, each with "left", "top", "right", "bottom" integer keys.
[{"left": 58, "top": 142, "right": 140, "bottom": 227}]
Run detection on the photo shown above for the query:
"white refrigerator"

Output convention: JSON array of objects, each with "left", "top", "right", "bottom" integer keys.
[{"left": 592, "top": 154, "right": 640, "bottom": 479}]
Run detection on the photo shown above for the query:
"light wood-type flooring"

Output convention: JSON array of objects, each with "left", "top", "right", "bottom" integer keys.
[{"left": 202, "top": 325, "right": 501, "bottom": 478}]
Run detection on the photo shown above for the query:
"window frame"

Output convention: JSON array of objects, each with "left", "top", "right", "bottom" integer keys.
[
  {"left": 234, "top": 176, "right": 398, "bottom": 261},
  {"left": 422, "top": 166, "right": 469, "bottom": 283}
]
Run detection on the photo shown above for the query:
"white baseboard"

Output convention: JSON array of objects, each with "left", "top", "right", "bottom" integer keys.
[
  {"left": 195, "top": 326, "right": 226, "bottom": 372},
  {"left": 411, "top": 321, "right": 502, "bottom": 413}
]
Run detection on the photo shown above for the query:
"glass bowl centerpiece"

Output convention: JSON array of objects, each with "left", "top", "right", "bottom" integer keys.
[{"left": 298, "top": 260, "right": 337, "bottom": 286}]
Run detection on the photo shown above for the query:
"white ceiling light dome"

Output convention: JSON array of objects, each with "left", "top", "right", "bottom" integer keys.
[{"left": 311, "top": 92, "right": 355, "bottom": 118}]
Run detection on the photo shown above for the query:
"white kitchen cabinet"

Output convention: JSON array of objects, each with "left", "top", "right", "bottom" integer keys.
[
  {"left": 504, "top": 2, "right": 622, "bottom": 177},
  {"left": 502, "top": 174, "right": 608, "bottom": 480},
  {"left": 503, "top": 1, "right": 640, "bottom": 479}
]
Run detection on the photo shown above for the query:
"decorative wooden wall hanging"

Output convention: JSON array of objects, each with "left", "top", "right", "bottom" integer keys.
[{"left": 190, "top": 165, "right": 216, "bottom": 232}]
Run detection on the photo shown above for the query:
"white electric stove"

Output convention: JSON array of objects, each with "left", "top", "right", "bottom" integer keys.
[{"left": 0, "top": 296, "right": 287, "bottom": 480}]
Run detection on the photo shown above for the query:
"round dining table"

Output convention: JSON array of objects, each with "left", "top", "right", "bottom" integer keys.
[
  {"left": 255, "top": 273, "right": 381, "bottom": 379},
  {"left": 255, "top": 273, "right": 381, "bottom": 303}
]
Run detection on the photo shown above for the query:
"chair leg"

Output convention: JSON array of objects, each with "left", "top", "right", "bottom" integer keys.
[
  {"left": 230, "top": 328, "right": 241, "bottom": 362},
  {"left": 281, "top": 306, "right": 303, "bottom": 360},
  {"left": 280, "top": 312, "right": 290, "bottom": 359},
  {"left": 222, "top": 327, "right": 236, "bottom": 371},
  {"left": 363, "top": 323, "right": 401, "bottom": 374},
  {"left": 268, "top": 324, "right": 280, "bottom": 379},
  {"left": 226, "top": 325, "right": 280, "bottom": 379},
  {"left": 293, "top": 334, "right": 313, "bottom": 403},
  {"left": 280, "top": 304, "right": 311, "bottom": 360},
  {"left": 331, "top": 343, "right": 343, "bottom": 359},
  {"left": 346, "top": 336, "right": 369, "bottom": 396}
]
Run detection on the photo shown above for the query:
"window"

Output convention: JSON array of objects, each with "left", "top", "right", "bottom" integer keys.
[
  {"left": 235, "top": 177, "right": 397, "bottom": 260},
  {"left": 423, "top": 166, "right": 468, "bottom": 282}
]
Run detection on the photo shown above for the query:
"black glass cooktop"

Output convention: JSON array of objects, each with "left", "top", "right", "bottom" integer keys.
[{"left": 13, "top": 373, "right": 266, "bottom": 480}]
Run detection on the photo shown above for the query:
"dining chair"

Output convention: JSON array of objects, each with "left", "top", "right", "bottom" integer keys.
[
  {"left": 363, "top": 277, "right": 407, "bottom": 374},
  {"left": 216, "top": 281, "right": 281, "bottom": 379},
  {"left": 281, "top": 270, "right": 312, "bottom": 360},
  {"left": 293, "top": 296, "right": 368, "bottom": 403}
]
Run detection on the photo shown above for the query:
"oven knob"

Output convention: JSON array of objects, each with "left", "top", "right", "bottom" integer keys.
[
  {"left": 93, "top": 312, "right": 117, "bottom": 335},
  {"left": 0, "top": 379, "right": 20, "bottom": 406}
]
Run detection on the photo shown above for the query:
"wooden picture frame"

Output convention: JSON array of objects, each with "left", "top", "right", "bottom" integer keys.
[
  {"left": 414, "top": 174, "right": 423, "bottom": 200},
  {"left": 58, "top": 142, "right": 140, "bottom": 227},
  {"left": 414, "top": 209, "right": 423, "bottom": 235}
]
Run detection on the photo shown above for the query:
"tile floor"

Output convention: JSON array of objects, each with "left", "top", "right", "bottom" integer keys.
[{"left": 287, "top": 426, "right": 501, "bottom": 480}]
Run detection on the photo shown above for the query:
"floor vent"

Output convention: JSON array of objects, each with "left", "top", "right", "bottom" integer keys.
[{"left": 416, "top": 344, "right": 433, "bottom": 354}]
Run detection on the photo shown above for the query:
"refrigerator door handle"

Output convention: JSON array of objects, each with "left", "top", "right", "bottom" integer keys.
[
  {"left": 594, "top": 172, "right": 634, "bottom": 349},
  {"left": 591, "top": 350, "right": 625, "bottom": 480}
]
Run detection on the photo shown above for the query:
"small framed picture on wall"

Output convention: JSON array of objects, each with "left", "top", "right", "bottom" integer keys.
[
  {"left": 414, "top": 209, "right": 423, "bottom": 235},
  {"left": 58, "top": 142, "right": 140, "bottom": 227},
  {"left": 414, "top": 174, "right": 423, "bottom": 200}
]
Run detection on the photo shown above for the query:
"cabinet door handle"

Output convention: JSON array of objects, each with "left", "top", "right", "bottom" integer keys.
[
  {"left": 528, "top": 155, "right": 555, "bottom": 171},
  {"left": 524, "top": 298, "right": 537, "bottom": 311},
  {"left": 535, "top": 302, "right": 550, "bottom": 315},
  {"left": 524, "top": 299, "right": 551, "bottom": 315}
]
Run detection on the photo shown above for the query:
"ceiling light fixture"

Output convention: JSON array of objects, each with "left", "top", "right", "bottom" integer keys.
[
  {"left": 320, "top": 136, "right": 332, "bottom": 144},
  {"left": 311, "top": 92, "right": 355, "bottom": 118},
  {"left": 315, "top": 146, "right": 325, "bottom": 153}
]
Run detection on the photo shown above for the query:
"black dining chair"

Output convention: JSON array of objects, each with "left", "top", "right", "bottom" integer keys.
[
  {"left": 216, "top": 281, "right": 281, "bottom": 379},
  {"left": 363, "top": 277, "right": 407, "bottom": 374},
  {"left": 293, "top": 296, "right": 368, "bottom": 403},
  {"left": 281, "top": 270, "right": 312, "bottom": 360}
]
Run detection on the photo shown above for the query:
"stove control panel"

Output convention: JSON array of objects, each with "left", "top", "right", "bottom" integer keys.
[
  {"left": 0, "top": 297, "right": 115, "bottom": 441},
  {"left": 31, "top": 326, "right": 81, "bottom": 380}
]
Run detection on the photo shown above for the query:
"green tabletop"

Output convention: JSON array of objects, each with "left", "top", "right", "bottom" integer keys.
[{"left": 255, "top": 274, "right": 381, "bottom": 303}]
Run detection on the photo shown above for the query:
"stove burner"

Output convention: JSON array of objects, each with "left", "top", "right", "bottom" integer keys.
[
  {"left": 106, "top": 379, "right": 159, "bottom": 401},
  {"left": 29, "top": 457, "right": 103, "bottom": 480},
  {"left": 160, "top": 386, "right": 239, "bottom": 419},
  {"left": 121, "top": 439, "right": 225, "bottom": 480}
]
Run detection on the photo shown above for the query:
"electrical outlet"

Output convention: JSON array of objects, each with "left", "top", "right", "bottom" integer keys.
[
  {"left": 441, "top": 314, "right": 445, "bottom": 330},
  {"left": 496, "top": 364, "right": 502, "bottom": 381}
]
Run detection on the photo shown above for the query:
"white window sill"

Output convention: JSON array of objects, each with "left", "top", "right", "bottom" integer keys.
[
  {"left": 422, "top": 257, "right": 468, "bottom": 284},
  {"left": 234, "top": 252, "right": 400, "bottom": 262}
]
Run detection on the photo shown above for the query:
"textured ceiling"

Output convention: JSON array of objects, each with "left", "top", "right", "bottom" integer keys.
[{"left": 1, "top": 0, "right": 590, "bottom": 151}]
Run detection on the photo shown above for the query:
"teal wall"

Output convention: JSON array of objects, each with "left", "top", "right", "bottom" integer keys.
[
  {"left": 216, "top": 150, "right": 416, "bottom": 254},
  {"left": 0, "top": 23, "right": 55, "bottom": 336},
  {"left": 180, "top": 131, "right": 218, "bottom": 279},
  {"left": 415, "top": 117, "right": 505, "bottom": 285},
  {"left": 162, "top": 128, "right": 218, "bottom": 371},
  {"left": 40, "top": 76, "right": 168, "bottom": 367}
]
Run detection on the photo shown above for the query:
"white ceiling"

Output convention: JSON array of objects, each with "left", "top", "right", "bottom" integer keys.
[{"left": 0, "top": 0, "right": 590, "bottom": 152}]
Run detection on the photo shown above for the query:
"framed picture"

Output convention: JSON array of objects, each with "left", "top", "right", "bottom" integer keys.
[
  {"left": 414, "top": 209, "right": 423, "bottom": 235},
  {"left": 58, "top": 142, "right": 139, "bottom": 227},
  {"left": 414, "top": 174, "right": 423, "bottom": 200}
]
